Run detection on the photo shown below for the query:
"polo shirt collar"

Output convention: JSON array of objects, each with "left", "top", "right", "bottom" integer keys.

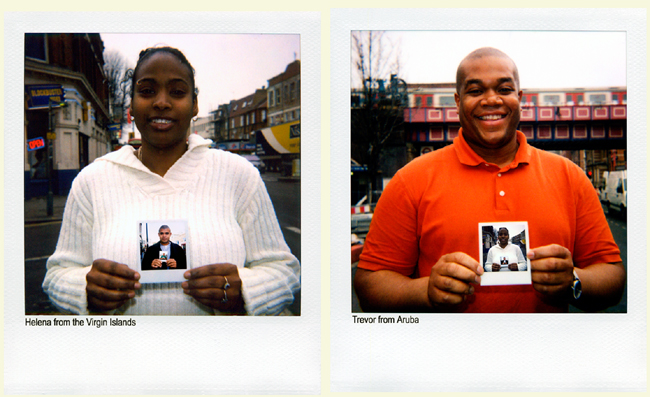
[{"left": 454, "top": 128, "right": 532, "bottom": 169}]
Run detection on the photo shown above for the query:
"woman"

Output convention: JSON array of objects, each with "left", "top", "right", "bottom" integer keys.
[{"left": 42, "top": 47, "right": 300, "bottom": 315}]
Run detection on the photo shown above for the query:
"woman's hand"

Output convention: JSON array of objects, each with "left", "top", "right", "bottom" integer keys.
[
  {"left": 86, "top": 259, "right": 141, "bottom": 312},
  {"left": 182, "top": 264, "right": 245, "bottom": 314}
]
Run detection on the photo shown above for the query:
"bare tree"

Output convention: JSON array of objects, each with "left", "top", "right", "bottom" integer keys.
[
  {"left": 351, "top": 31, "right": 407, "bottom": 204},
  {"left": 103, "top": 49, "right": 131, "bottom": 125}
]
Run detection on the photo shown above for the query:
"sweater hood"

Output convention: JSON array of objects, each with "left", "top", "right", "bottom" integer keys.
[
  {"left": 93, "top": 134, "right": 213, "bottom": 195},
  {"left": 96, "top": 134, "right": 213, "bottom": 171}
]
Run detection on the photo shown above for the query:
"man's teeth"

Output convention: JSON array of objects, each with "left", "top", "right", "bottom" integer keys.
[
  {"left": 479, "top": 115, "right": 504, "bottom": 120},
  {"left": 152, "top": 119, "right": 172, "bottom": 124}
]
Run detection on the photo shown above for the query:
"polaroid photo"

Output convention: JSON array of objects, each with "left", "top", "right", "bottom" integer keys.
[
  {"left": 479, "top": 221, "right": 532, "bottom": 286},
  {"left": 137, "top": 219, "right": 190, "bottom": 283}
]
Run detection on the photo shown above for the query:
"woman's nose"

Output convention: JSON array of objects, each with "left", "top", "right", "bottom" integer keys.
[{"left": 153, "top": 93, "right": 172, "bottom": 110}]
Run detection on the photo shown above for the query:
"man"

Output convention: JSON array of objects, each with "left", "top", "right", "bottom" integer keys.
[
  {"left": 354, "top": 47, "right": 625, "bottom": 313},
  {"left": 141, "top": 225, "right": 187, "bottom": 271},
  {"left": 485, "top": 227, "right": 526, "bottom": 272}
]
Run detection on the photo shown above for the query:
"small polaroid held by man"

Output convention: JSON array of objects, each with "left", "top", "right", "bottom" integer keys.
[{"left": 479, "top": 222, "right": 531, "bottom": 286}]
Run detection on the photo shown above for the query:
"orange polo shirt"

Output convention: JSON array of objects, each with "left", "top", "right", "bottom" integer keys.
[{"left": 358, "top": 129, "right": 621, "bottom": 313}]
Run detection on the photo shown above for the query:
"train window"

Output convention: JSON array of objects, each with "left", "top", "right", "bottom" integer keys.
[
  {"left": 543, "top": 95, "right": 560, "bottom": 105},
  {"left": 576, "top": 94, "right": 584, "bottom": 105},
  {"left": 415, "top": 96, "right": 422, "bottom": 107},
  {"left": 589, "top": 94, "right": 606, "bottom": 105},
  {"left": 426, "top": 96, "right": 433, "bottom": 107},
  {"left": 439, "top": 96, "right": 455, "bottom": 107}
]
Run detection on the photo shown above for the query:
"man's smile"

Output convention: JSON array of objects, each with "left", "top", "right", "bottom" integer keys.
[{"left": 476, "top": 114, "right": 506, "bottom": 121}]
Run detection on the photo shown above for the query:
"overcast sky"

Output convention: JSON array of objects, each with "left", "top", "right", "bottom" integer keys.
[
  {"left": 102, "top": 33, "right": 300, "bottom": 118},
  {"left": 353, "top": 31, "right": 626, "bottom": 90}
]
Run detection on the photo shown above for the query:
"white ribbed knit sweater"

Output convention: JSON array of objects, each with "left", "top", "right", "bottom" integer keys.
[{"left": 42, "top": 134, "right": 300, "bottom": 315}]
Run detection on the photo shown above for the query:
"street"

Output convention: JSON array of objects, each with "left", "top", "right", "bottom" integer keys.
[
  {"left": 351, "top": 205, "right": 629, "bottom": 313},
  {"left": 24, "top": 171, "right": 301, "bottom": 315}
]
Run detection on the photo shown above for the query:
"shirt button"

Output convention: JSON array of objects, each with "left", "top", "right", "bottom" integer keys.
[
  {"left": 498, "top": 173, "right": 502, "bottom": 177},
  {"left": 485, "top": 164, "right": 489, "bottom": 167},
  {"left": 499, "top": 191, "right": 505, "bottom": 196}
]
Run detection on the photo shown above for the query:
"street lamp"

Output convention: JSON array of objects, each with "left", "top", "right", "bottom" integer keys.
[{"left": 46, "top": 97, "right": 66, "bottom": 216}]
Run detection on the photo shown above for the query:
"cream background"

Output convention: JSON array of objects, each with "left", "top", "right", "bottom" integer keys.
[{"left": 2, "top": 3, "right": 648, "bottom": 395}]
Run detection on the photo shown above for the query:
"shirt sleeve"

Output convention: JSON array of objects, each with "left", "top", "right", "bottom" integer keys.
[
  {"left": 358, "top": 172, "right": 420, "bottom": 276},
  {"left": 515, "top": 245, "right": 527, "bottom": 271},
  {"left": 571, "top": 166, "right": 622, "bottom": 268},
  {"left": 484, "top": 247, "right": 495, "bottom": 272},
  {"left": 41, "top": 176, "right": 94, "bottom": 315},
  {"left": 236, "top": 173, "right": 300, "bottom": 315}
]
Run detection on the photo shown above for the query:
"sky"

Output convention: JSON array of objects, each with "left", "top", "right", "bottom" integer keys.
[
  {"left": 101, "top": 33, "right": 300, "bottom": 118},
  {"left": 352, "top": 31, "right": 626, "bottom": 90}
]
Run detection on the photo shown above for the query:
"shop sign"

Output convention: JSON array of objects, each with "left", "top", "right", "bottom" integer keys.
[
  {"left": 25, "top": 84, "right": 65, "bottom": 109},
  {"left": 27, "top": 137, "right": 46, "bottom": 151},
  {"left": 108, "top": 123, "right": 122, "bottom": 140}
]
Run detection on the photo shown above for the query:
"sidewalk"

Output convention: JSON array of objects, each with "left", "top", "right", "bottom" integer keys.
[{"left": 24, "top": 195, "right": 67, "bottom": 224}]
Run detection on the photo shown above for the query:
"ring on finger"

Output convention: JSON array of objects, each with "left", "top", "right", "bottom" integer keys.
[
  {"left": 221, "top": 290, "right": 228, "bottom": 303},
  {"left": 223, "top": 276, "right": 230, "bottom": 290}
]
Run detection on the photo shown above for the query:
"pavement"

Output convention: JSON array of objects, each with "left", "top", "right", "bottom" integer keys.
[{"left": 25, "top": 195, "right": 67, "bottom": 224}]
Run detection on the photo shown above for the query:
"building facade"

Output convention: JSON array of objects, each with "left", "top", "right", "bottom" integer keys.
[
  {"left": 24, "top": 33, "right": 111, "bottom": 198},
  {"left": 257, "top": 60, "right": 301, "bottom": 175},
  {"left": 228, "top": 88, "right": 267, "bottom": 142},
  {"left": 267, "top": 60, "right": 300, "bottom": 127},
  {"left": 192, "top": 115, "right": 216, "bottom": 141}
]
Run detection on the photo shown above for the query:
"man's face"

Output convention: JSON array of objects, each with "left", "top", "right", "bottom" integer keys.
[
  {"left": 455, "top": 56, "right": 522, "bottom": 152},
  {"left": 498, "top": 229, "right": 509, "bottom": 246},
  {"left": 159, "top": 228, "right": 171, "bottom": 244}
]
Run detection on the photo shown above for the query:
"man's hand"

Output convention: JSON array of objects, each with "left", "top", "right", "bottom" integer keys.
[
  {"left": 492, "top": 263, "right": 501, "bottom": 272},
  {"left": 86, "top": 259, "right": 141, "bottom": 312},
  {"left": 182, "top": 264, "right": 245, "bottom": 314},
  {"left": 528, "top": 244, "right": 574, "bottom": 299},
  {"left": 151, "top": 259, "right": 162, "bottom": 268},
  {"left": 508, "top": 263, "right": 519, "bottom": 271},
  {"left": 428, "top": 252, "right": 483, "bottom": 307},
  {"left": 167, "top": 259, "right": 177, "bottom": 268}
]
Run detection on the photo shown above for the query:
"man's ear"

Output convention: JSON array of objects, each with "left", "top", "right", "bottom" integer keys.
[{"left": 193, "top": 100, "right": 199, "bottom": 117}]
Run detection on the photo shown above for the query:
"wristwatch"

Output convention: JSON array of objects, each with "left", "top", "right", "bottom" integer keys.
[{"left": 571, "top": 269, "right": 582, "bottom": 300}]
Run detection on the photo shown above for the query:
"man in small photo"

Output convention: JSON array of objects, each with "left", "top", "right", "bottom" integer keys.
[
  {"left": 141, "top": 225, "right": 187, "bottom": 271},
  {"left": 485, "top": 227, "right": 527, "bottom": 272}
]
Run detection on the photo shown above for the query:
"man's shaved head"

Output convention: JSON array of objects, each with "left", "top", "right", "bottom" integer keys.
[{"left": 456, "top": 47, "right": 520, "bottom": 93}]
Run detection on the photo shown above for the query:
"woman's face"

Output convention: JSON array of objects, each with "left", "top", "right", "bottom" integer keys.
[{"left": 130, "top": 52, "right": 198, "bottom": 151}]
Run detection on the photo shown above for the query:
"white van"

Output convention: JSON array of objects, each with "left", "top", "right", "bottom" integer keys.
[{"left": 604, "top": 170, "right": 627, "bottom": 218}]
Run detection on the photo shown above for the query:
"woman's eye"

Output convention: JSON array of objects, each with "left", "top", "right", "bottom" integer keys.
[{"left": 138, "top": 88, "right": 154, "bottom": 95}]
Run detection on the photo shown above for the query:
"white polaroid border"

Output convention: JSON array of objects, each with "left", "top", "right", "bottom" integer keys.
[
  {"left": 331, "top": 8, "right": 646, "bottom": 393},
  {"left": 478, "top": 222, "right": 532, "bottom": 286},
  {"left": 137, "top": 219, "right": 189, "bottom": 283},
  {"left": 6, "top": 11, "right": 320, "bottom": 395}
]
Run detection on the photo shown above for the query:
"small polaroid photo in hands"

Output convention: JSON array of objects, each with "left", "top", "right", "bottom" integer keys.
[
  {"left": 138, "top": 219, "right": 189, "bottom": 283},
  {"left": 478, "top": 221, "right": 532, "bottom": 286}
]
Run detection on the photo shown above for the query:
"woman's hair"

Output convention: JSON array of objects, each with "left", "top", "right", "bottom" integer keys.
[{"left": 127, "top": 46, "right": 199, "bottom": 102}]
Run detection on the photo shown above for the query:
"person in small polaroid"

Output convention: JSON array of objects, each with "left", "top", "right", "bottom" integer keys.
[
  {"left": 484, "top": 227, "right": 526, "bottom": 272},
  {"left": 141, "top": 225, "right": 187, "bottom": 271},
  {"left": 354, "top": 47, "right": 625, "bottom": 313}
]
